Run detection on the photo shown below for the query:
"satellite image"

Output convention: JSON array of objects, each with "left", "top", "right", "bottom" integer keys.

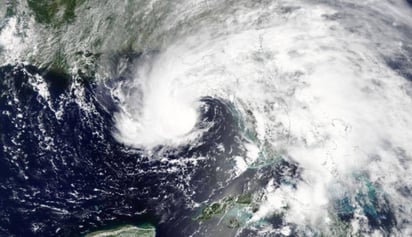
[{"left": 0, "top": 0, "right": 412, "bottom": 236}]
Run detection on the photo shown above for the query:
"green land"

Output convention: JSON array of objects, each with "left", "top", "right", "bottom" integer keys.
[{"left": 85, "top": 225, "right": 155, "bottom": 237}]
